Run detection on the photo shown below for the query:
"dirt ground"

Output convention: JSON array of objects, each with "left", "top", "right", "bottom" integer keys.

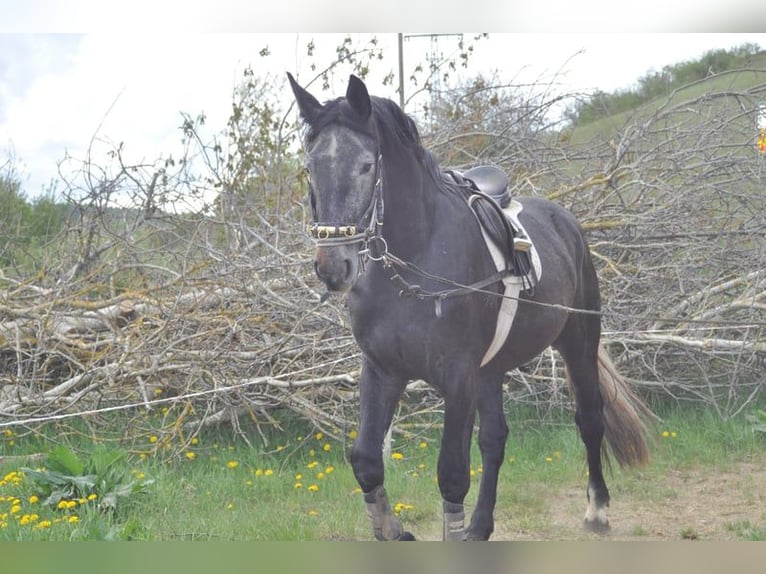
[
  {"left": 411, "top": 460, "right": 766, "bottom": 541},
  {"left": 492, "top": 460, "right": 766, "bottom": 541}
]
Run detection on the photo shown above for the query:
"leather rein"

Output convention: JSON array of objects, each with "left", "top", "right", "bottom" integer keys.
[{"left": 307, "top": 154, "right": 511, "bottom": 316}]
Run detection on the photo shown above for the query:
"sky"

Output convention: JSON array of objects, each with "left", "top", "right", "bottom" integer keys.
[{"left": 1, "top": 31, "right": 764, "bottom": 199}]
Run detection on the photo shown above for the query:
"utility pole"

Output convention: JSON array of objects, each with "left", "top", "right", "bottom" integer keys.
[{"left": 398, "top": 33, "right": 405, "bottom": 110}]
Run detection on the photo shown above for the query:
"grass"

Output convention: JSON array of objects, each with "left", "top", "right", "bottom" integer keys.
[{"left": 2, "top": 403, "right": 766, "bottom": 541}]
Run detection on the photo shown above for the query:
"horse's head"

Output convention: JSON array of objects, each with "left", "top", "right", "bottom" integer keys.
[{"left": 288, "top": 73, "right": 382, "bottom": 294}]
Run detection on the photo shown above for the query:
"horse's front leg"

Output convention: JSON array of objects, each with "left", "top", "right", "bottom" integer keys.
[
  {"left": 349, "top": 360, "right": 413, "bottom": 541},
  {"left": 437, "top": 366, "right": 479, "bottom": 541}
]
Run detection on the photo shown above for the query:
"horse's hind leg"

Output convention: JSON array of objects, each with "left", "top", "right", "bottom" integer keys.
[
  {"left": 555, "top": 319, "right": 611, "bottom": 533},
  {"left": 465, "top": 371, "right": 508, "bottom": 541},
  {"left": 349, "top": 360, "right": 414, "bottom": 541}
]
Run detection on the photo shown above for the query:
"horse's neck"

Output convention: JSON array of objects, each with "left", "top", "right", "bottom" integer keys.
[{"left": 381, "top": 162, "right": 435, "bottom": 259}]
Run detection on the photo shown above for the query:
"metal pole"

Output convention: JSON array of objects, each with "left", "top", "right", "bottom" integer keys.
[{"left": 397, "top": 33, "right": 405, "bottom": 110}]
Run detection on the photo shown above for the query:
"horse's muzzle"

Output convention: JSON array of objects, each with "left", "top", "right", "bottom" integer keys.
[{"left": 314, "top": 245, "right": 359, "bottom": 293}]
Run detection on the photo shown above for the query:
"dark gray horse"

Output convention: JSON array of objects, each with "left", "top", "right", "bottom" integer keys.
[{"left": 288, "top": 73, "right": 653, "bottom": 541}]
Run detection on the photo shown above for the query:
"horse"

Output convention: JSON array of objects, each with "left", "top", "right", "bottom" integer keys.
[{"left": 287, "top": 72, "right": 653, "bottom": 541}]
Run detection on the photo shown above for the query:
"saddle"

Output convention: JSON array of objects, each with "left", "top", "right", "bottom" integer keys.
[
  {"left": 462, "top": 165, "right": 511, "bottom": 208},
  {"left": 445, "top": 165, "right": 535, "bottom": 292}
]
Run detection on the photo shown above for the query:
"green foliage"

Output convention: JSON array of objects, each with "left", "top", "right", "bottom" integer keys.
[
  {"left": 0, "top": 169, "right": 68, "bottom": 274},
  {"left": 21, "top": 444, "right": 152, "bottom": 512},
  {"left": 745, "top": 409, "right": 766, "bottom": 436},
  {"left": 567, "top": 43, "right": 762, "bottom": 126}
]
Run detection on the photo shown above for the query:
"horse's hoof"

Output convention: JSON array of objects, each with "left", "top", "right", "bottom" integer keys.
[
  {"left": 584, "top": 519, "right": 611, "bottom": 534},
  {"left": 464, "top": 530, "right": 492, "bottom": 541},
  {"left": 397, "top": 531, "right": 416, "bottom": 541}
]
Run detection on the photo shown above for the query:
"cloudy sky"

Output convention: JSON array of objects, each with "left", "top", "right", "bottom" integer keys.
[{"left": 1, "top": 31, "right": 763, "bottom": 198}]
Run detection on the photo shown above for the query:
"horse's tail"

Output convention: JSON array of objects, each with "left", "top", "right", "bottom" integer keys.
[{"left": 595, "top": 344, "right": 657, "bottom": 468}]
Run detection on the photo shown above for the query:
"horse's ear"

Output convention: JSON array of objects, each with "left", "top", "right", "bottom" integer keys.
[
  {"left": 287, "top": 72, "right": 322, "bottom": 123},
  {"left": 346, "top": 74, "right": 371, "bottom": 120}
]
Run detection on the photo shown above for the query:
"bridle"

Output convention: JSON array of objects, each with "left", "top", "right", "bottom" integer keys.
[
  {"left": 305, "top": 151, "right": 513, "bottom": 317},
  {"left": 307, "top": 153, "right": 385, "bottom": 257}
]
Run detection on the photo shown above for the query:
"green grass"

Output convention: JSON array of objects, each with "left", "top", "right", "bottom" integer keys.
[{"left": 2, "top": 403, "right": 765, "bottom": 540}]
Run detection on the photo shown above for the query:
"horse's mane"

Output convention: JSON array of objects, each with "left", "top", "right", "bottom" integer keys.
[{"left": 303, "top": 94, "right": 459, "bottom": 197}]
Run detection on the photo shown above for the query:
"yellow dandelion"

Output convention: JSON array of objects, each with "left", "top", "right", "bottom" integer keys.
[
  {"left": 154, "top": 388, "right": 163, "bottom": 396},
  {"left": 391, "top": 452, "right": 404, "bottom": 460},
  {"left": 149, "top": 435, "right": 158, "bottom": 444},
  {"left": 323, "top": 443, "right": 331, "bottom": 452},
  {"left": 245, "top": 480, "right": 253, "bottom": 486},
  {"left": 545, "top": 456, "right": 554, "bottom": 463},
  {"left": 316, "top": 472, "right": 325, "bottom": 480},
  {"left": 87, "top": 494, "right": 98, "bottom": 501},
  {"left": 419, "top": 441, "right": 428, "bottom": 449},
  {"left": 254, "top": 469, "right": 263, "bottom": 477},
  {"left": 662, "top": 431, "right": 670, "bottom": 438},
  {"left": 226, "top": 460, "right": 239, "bottom": 469},
  {"left": 470, "top": 469, "right": 476, "bottom": 477},
  {"left": 185, "top": 451, "right": 196, "bottom": 461},
  {"left": 508, "top": 456, "right": 516, "bottom": 463},
  {"left": 78, "top": 498, "right": 87, "bottom": 505},
  {"left": 294, "top": 483, "right": 303, "bottom": 489},
  {"left": 325, "top": 466, "right": 334, "bottom": 474},
  {"left": 191, "top": 437, "right": 199, "bottom": 445},
  {"left": 4, "top": 429, "right": 12, "bottom": 437},
  {"left": 352, "top": 487, "right": 363, "bottom": 494},
  {"left": 227, "top": 502, "right": 235, "bottom": 510},
  {"left": 308, "top": 484, "right": 320, "bottom": 492},
  {"left": 57, "top": 500, "right": 70, "bottom": 510},
  {"left": 307, "top": 461, "right": 319, "bottom": 469},
  {"left": 295, "top": 473, "right": 303, "bottom": 480},
  {"left": 348, "top": 430, "right": 358, "bottom": 439},
  {"left": 308, "top": 510, "right": 319, "bottom": 516},
  {"left": 28, "top": 495, "right": 39, "bottom": 504},
  {"left": 309, "top": 449, "right": 316, "bottom": 457},
  {"left": 68, "top": 515, "right": 79, "bottom": 524},
  {"left": 315, "top": 432, "right": 324, "bottom": 441},
  {"left": 671, "top": 431, "right": 678, "bottom": 438},
  {"left": 35, "top": 520, "right": 52, "bottom": 529},
  {"left": 264, "top": 469, "right": 274, "bottom": 476},
  {"left": 6, "top": 440, "right": 13, "bottom": 447}
]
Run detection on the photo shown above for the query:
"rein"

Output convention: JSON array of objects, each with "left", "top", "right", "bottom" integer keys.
[{"left": 307, "top": 152, "right": 511, "bottom": 317}]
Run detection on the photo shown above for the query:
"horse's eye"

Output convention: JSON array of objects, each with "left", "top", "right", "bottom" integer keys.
[{"left": 360, "top": 162, "right": 373, "bottom": 175}]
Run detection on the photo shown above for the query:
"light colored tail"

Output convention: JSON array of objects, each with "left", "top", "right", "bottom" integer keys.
[{"left": 596, "top": 344, "right": 657, "bottom": 468}]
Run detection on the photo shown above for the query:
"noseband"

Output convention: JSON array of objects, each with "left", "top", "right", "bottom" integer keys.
[{"left": 307, "top": 154, "right": 385, "bottom": 256}]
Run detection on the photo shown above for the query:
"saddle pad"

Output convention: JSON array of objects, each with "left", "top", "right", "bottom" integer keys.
[{"left": 478, "top": 200, "right": 542, "bottom": 367}]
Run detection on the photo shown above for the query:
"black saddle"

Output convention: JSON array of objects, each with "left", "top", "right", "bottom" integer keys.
[
  {"left": 443, "top": 165, "right": 535, "bottom": 292},
  {"left": 462, "top": 165, "right": 511, "bottom": 208}
]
